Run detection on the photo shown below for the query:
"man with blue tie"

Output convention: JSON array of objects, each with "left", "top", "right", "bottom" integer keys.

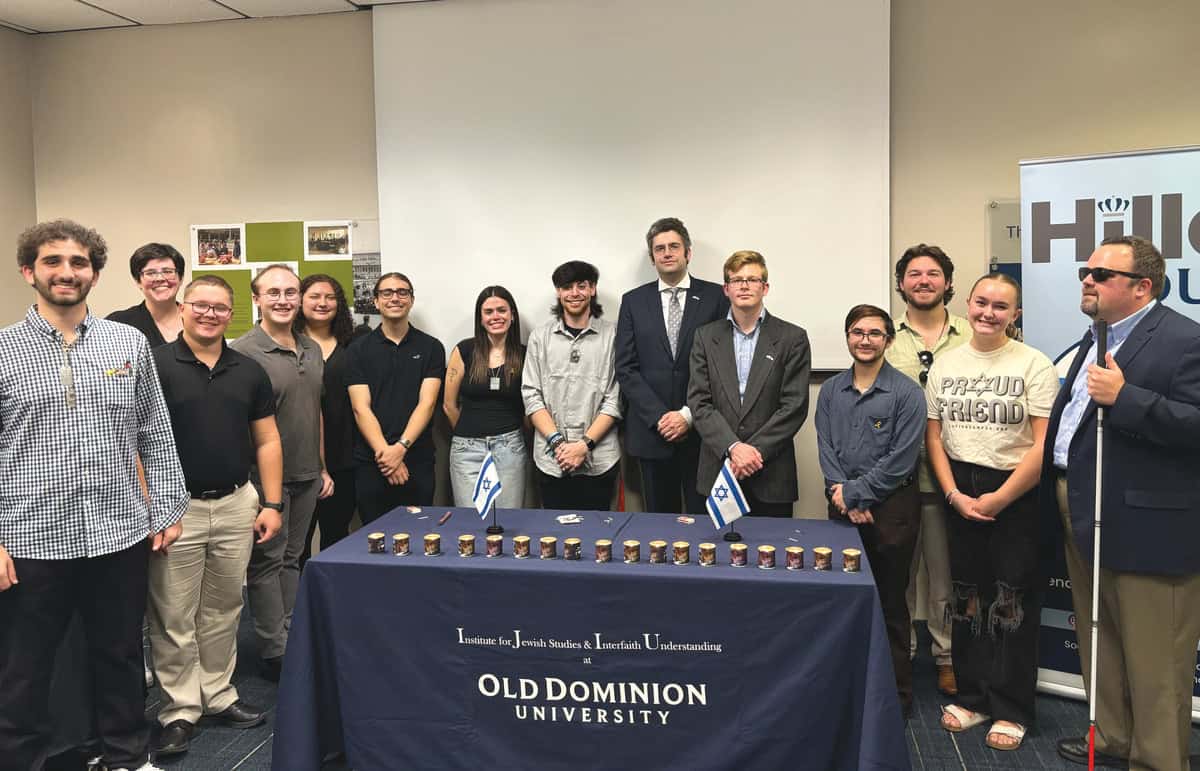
[
  {"left": 1043, "top": 236, "right": 1200, "bottom": 771},
  {"left": 616, "top": 218, "right": 728, "bottom": 514}
]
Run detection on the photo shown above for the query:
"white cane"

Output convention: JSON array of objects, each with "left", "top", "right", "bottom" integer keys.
[{"left": 1087, "top": 318, "right": 1108, "bottom": 771}]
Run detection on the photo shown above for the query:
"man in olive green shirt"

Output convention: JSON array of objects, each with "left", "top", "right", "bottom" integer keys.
[{"left": 885, "top": 243, "right": 968, "bottom": 697}]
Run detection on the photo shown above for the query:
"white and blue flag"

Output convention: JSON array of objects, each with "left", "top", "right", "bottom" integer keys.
[
  {"left": 472, "top": 452, "right": 503, "bottom": 518},
  {"left": 706, "top": 459, "right": 749, "bottom": 529}
]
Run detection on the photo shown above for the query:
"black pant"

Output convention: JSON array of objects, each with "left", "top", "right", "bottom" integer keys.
[
  {"left": 537, "top": 465, "right": 619, "bottom": 511},
  {"left": 945, "top": 460, "right": 1041, "bottom": 727},
  {"left": 301, "top": 467, "right": 357, "bottom": 569},
  {"left": 744, "top": 490, "right": 793, "bottom": 518},
  {"left": 355, "top": 461, "right": 436, "bottom": 524},
  {"left": 638, "top": 441, "right": 705, "bottom": 515},
  {"left": 830, "top": 482, "right": 920, "bottom": 710},
  {"left": 0, "top": 543, "right": 150, "bottom": 771}
]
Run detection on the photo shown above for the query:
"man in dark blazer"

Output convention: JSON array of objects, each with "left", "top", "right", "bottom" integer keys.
[
  {"left": 688, "top": 250, "right": 811, "bottom": 516},
  {"left": 616, "top": 217, "right": 728, "bottom": 514},
  {"left": 1041, "top": 235, "right": 1200, "bottom": 771}
]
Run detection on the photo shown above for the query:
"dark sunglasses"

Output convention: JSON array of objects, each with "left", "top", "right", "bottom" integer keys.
[
  {"left": 917, "top": 350, "right": 933, "bottom": 385},
  {"left": 1078, "top": 266, "right": 1144, "bottom": 284}
]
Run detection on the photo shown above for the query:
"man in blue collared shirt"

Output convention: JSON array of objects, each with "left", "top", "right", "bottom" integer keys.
[
  {"left": 0, "top": 220, "right": 188, "bottom": 771},
  {"left": 816, "top": 304, "right": 924, "bottom": 716}
]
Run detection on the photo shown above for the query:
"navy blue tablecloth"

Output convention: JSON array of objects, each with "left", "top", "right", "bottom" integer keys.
[{"left": 273, "top": 509, "right": 909, "bottom": 770}]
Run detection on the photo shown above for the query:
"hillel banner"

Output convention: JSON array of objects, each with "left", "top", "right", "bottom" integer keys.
[{"left": 1020, "top": 145, "right": 1200, "bottom": 719}]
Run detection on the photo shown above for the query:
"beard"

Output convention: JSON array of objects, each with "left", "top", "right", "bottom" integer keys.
[
  {"left": 900, "top": 289, "right": 944, "bottom": 311},
  {"left": 33, "top": 276, "right": 91, "bottom": 308},
  {"left": 1080, "top": 295, "right": 1099, "bottom": 317}
]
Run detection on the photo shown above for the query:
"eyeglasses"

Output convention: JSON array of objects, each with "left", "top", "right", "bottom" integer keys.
[
  {"left": 376, "top": 287, "right": 413, "bottom": 299},
  {"left": 141, "top": 268, "right": 178, "bottom": 279},
  {"left": 184, "top": 301, "right": 233, "bottom": 319},
  {"left": 847, "top": 329, "right": 887, "bottom": 342},
  {"left": 1078, "top": 266, "right": 1145, "bottom": 283},
  {"left": 725, "top": 277, "right": 766, "bottom": 288},
  {"left": 261, "top": 288, "right": 300, "bottom": 301},
  {"left": 917, "top": 350, "right": 934, "bottom": 385}
]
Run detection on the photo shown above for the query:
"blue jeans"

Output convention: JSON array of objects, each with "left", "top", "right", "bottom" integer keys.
[{"left": 449, "top": 430, "right": 527, "bottom": 510}]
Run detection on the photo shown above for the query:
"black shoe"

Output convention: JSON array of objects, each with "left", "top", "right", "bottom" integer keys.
[
  {"left": 259, "top": 655, "right": 282, "bottom": 683},
  {"left": 154, "top": 720, "right": 194, "bottom": 756},
  {"left": 1056, "top": 736, "right": 1127, "bottom": 768},
  {"left": 209, "top": 700, "right": 267, "bottom": 729}
]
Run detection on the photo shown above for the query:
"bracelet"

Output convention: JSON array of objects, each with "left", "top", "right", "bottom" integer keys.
[{"left": 945, "top": 488, "right": 960, "bottom": 505}]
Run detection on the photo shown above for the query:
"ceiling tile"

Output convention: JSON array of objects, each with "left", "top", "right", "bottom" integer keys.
[
  {"left": 221, "top": 0, "right": 357, "bottom": 17},
  {"left": 0, "top": 0, "right": 137, "bottom": 32},
  {"left": 93, "top": 0, "right": 243, "bottom": 25}
]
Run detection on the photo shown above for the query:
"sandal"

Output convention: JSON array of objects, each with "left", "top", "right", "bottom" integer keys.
[
  {"left": 940, "top": 704, "right": 989, "bottom": 733},
  {"left": 985, "top": 721, "right": 1026, "bottom": 751}
]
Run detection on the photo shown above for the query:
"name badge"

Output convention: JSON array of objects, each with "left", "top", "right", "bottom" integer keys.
[{"left": 489, "top": 376, "right": 501, "bottom": 391}]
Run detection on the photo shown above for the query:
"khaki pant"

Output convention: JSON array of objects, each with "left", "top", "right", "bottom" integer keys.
[
  {"left": 1057, "top": 476, "right": 1200, "bottom": 771},
  {"left": 147, "top": 483, "right": 258, "bottom": 724},
  {"left": 907, "top": 497, "right": 953, "bottom": 665}
]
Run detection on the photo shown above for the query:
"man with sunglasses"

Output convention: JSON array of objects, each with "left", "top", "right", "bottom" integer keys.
[
  {"left": 1043, "top": 236, "right": 1200, "bottom": 771},
  {"left": 232, "top": 264, "right": 332, "bottom": 681},
  {"left": 0, "top": 220, "right": 187, "bottom": 771},
  {"left": 346, "top": 272, "right": 446, "bottom": 521},
  {"left": 885, "top": 244, "right": 969, "bottom": 698},
  {"left": 147, "top": 275, "right": 283, "bottom": 756},
  {"left": 689, "top": 250, "right": 810, "bottom": 516},
  {"left": 816, "top": 304, "right": 924, "bottom": 716}
]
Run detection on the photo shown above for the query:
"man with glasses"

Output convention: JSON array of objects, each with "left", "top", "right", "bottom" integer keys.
[
  {"left": 0, "top": 220, "right": 187, "bottom": 771},
  {"left": 816, "top": 304, "right": 924, "bottom": 717},
  {"left": 688, "top": 250, "right": 810, "bottom": 516},
  {"left": 1043, "top": 236, "right": 1200, "bottom": 771},
  {"left": 147, "top": 276, "right": 283, "bottom": 756},
  {"left": 885, "top": 243, "right": 968, "bottom": 698},
  {"left": 523, "top": 261, "right": 622, "bottom": 510},
  {"left": 346, "top": 272, "right": 445, "bottom": 521},
  {"left": 231, "top": 264, "right": 333, "bottom": 681},
  {"left": 616, "top": 218, "right": 728, "bottom": 515},
  {"left": 108, "top": 243, "right": 186, "bottom": 348}
]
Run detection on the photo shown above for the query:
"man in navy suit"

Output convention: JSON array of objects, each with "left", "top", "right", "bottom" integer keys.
[
  {"left": 1042, "top": 235, "right": 1200, "bottom": 771},
  {"left": 616, "top": 218, "right": 728, "bottom": 514}
]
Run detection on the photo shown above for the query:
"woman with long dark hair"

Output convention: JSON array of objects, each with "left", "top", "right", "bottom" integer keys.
[
  {"left": 444, "top": 286, "right": 528, "bottom": 509},
  {"left": 294, "top": 274, "right": 364, "bottom": 564},
  {"left": 925, "top": 273, "right": 1058, "bottom": 751}
]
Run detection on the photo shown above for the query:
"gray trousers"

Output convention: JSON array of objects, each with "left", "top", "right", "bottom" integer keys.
[{"left": 247, "top": 477, "right": 320, "bottom": 660}]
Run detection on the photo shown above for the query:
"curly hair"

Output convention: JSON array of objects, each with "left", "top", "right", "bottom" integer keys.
[
  {"left": 17, "top": 219, "right": 108, "bottom": 271},
  {"left": 294, "top": 273, "right": 355, "bottom": 346}
]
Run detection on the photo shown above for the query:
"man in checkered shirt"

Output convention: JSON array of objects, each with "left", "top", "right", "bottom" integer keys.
[{"left": 0, "top": 219, "right": 188, "bottom": 771}]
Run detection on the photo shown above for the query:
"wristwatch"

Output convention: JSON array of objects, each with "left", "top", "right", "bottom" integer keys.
[
  {"left": 262, "top": 501, "right": 283, "bottom": 512},
  {"left": 583, "top": 435, "right": 596, "bottom": 452},
  {"left": 398, "top": 437, "right": 412, "bottom": 449}
]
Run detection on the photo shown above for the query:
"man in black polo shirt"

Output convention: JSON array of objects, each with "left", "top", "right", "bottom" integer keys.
[
  {"left": 347, "top": 272, "right": 445, "bottom": 522},
  {"left": 147, "top": 275, "right": 283, "bottom": 757}
]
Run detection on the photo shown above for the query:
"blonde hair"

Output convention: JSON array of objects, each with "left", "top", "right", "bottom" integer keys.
[{"left": 723, "top": 250, "right": 768, "bottom": 282}]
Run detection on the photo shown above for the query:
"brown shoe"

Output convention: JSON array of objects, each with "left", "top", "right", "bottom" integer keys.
[{"left": 937, "top": 664, "right": 958, "bottom": 696}]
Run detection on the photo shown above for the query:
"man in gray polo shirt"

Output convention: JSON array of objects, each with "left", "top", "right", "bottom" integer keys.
[{"left": 231, "top": 264, "right": 333, "bottom": 680}]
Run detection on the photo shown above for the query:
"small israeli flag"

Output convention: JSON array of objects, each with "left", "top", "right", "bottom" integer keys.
[
  {"left": 706, "top": 459, "right": 749, "bottom": 529},
  {"left": 472, "top": 452, "right": 503, "bottom": 518}
]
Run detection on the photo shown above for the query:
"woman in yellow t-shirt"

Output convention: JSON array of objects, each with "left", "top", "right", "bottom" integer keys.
[{"left": 924, "top": 274, "right": 1059, "bottom": 752}]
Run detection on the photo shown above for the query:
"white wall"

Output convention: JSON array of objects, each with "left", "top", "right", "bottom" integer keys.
[{"left": 0, "top": 26, "right": 36, "bottom": 319}]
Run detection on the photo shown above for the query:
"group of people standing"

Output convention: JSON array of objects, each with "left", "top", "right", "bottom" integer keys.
[{"left": 0, "top": 216, "right": 1196, "bottom": 771}]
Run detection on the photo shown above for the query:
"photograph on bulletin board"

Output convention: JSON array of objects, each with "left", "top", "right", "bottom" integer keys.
[
  {"left": 352, "top": 251, "right": 381, "bottom": 317},
  {"left": 191, "top": 223, "right": 246, "bottom": 269},
  {"left": 305, "top": 220, "right": 352, "bottom": 261}
]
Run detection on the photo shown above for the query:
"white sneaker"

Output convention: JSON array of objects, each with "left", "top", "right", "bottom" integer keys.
[{"left": 106, "top": 763, "right": 165, "bottom": 771}]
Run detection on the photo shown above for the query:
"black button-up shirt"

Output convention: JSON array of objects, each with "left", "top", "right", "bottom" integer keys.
[
  {"left": 154, "top": 336, "right": 275, "bottom": 492},
  {"left": 815, "top": 360, "right": 925, "bottom": 511},
  {"left": 344, "top": 325, "right": 445, "bottom": 466},
  {"left": 107, "top": 301, "right": 170, "bottom": 348}
]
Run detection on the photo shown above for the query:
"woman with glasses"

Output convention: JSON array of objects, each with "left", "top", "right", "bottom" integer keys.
[
  {"left": 443, "top": 286, "right": 528, "bottom": 510},
  {"left": 294, "top": 274, "right": 366, "bottom": 565},
  {"left": 107, "top": 242, "right": 186, "bottom": 347},
  {"left": 925, "top": 273, "right": 1058, "bottom": 752}
]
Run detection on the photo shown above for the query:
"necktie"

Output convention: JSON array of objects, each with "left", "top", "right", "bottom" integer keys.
[{"left": 667, "top": 288, "right": 683, "bottom": 359}]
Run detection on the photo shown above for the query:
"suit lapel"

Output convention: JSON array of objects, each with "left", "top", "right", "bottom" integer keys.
[
  {"left": 1076, "top": 303, "right": 1164, "bottom": 428},
  {"left": 645, "top": 283, "right": 672, "bottom": 358},
  {"left": 711, "top": 323, "right": 741, "bottom": 408},
  {"left": 739, "top": 314, "right": 780, "bottom": 415}
]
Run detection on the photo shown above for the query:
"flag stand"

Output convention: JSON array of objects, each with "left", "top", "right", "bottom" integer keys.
[
  {"left": 722, "top": 525, "right": 742, "bottom": 543},
  {"left": 486, "top": 500, "right": 503, "bottom": 535}
]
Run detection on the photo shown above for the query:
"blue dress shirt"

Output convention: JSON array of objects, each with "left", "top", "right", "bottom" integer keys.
[{"left": 729, "top": 308, "right": 765, "bottom": 401}]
